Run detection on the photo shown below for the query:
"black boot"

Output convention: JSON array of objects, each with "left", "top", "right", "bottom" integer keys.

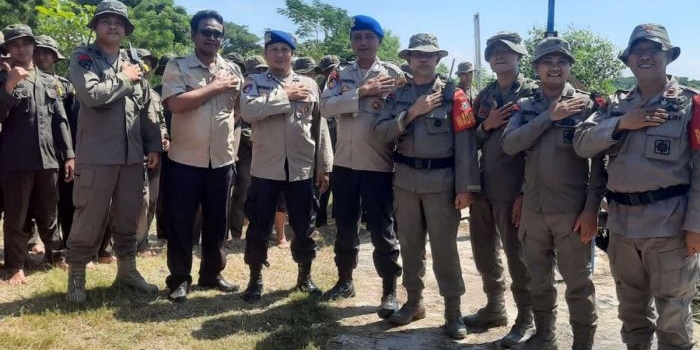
[
  {"left": 296, "top": 262, "right": 322, "bottom": 297},
  {"left": 323, "top": 268, "right": 355, "bottom": 300},
  {"left": 463, "top": 299, "right": 508, "bottom": 329},
  {"left": 572, "top": 325, "right": 596, "bottom": 350},
  {"left": 501, "top": 306, "right": 534, "bottom": 347},
  {"left": 243, "top": 264, "right": 263, "bottom": 303},
  {"left": 377, "top": 278, "right": 398, "bottom": 319},
  {"left": 512, "top": 311, "right": 558, "bottom": 350}
]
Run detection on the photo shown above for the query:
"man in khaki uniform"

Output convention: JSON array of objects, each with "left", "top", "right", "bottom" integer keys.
[
  {"left": 501, "top": 37, "right": 605, "bottom": 350},
  {"left": 574, "top": 24, "right": 699, "bottom": 350},
  {"left": 240, "top": 30, "right": 333, "bottom": 302},
  {"left": 319, "top": 15, "right": 403, "bottom": 319},
  {"left": 161, "top": 10, "right": 243, "bottom": 302},
  {"left": 375, "top": 33, "right": 480, "bottom": 339},
  {"left": 66, "top": 0, "right": 162, "bottom": 303},
  {"left": 0, "top": 24, "right": 74, "bottom": 284},
  {"left": 456, "top": 61, "right": 477, "bottom": 103},
  {"left": 464, "top": 31, "right": 536, "bottom": 347}
]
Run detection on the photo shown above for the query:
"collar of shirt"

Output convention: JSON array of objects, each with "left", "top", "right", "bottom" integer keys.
[
  {"left": 624, "top": 76, "right": 679, "bottom": 105},
  {"left": 185, "top": 52, "right": 225, "bottom": 72},
  {"left": 534, "top": 81, "right": 575, "bottom": 102}
]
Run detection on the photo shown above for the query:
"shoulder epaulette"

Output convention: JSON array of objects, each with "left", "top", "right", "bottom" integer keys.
[{"left": 680, "top": 85, "right": 700, "bottom": 95}]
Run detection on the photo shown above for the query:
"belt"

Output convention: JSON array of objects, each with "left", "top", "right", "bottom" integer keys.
[
  {"left": 606, "top": 184, "right": 690, "bottom": 206},
  {"left": 393, "top": 153, "right": 454, "bottom": 170}
]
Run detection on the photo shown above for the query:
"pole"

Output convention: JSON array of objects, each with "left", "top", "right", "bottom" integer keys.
[
  {"left": 474, "top": 12, "right": 482, "bottom": 92},
  {"left": 546, "top": 0, "right": 557, "bottom": 37}
]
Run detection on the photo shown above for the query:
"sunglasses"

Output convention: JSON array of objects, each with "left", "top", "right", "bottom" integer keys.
[{"left": 198, "top": 29, "right": 224, "bottom": 39}]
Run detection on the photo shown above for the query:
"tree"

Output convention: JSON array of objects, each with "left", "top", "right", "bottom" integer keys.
[
  {"left": 277, "top": 0, "right": 400, "bottom": 62},
  {"left": 221, "top": 22, "right": 262, "bottom": 57},
  {"left": 0, "top": 0, "right": 40, "bottom": 28},
  {"left": 522, "top": 25, "right": 625, "bottom": 94},
  {"left": 35, "top": 0, "right": 95, "bottom": 59},
  {"left": 128, "top": 0, "right": 191, "bottom": 57}
]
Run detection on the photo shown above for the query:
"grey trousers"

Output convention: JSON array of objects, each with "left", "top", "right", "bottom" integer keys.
[
  {"left": 469, "top": 196, "right": 531, "bottom": 308},
  {"left": 519, "top": 210, "right": 597, "bottom": 329},
  {"left": 608, "top": 232, "right": 697, "bottom": 350},
  {"left": 394, "top": 187, "right": 465, "bottom": 298},
  {"left": 67, "top": 164, "right": 144, "bottom": 265}
]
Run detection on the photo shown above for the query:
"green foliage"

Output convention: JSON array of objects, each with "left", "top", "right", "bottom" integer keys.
[
  {"left": 0, "top": 0, "right": 40, "bottom": 28},
  {"left": 522, "top": 25, "right": 626, "bottom": 94},
  {"left": 277, "top": 0, "right": 400, "bottom": 62},
  {"left": 222, "top": 22, "right": 262, "bottom": 57},
  {"left": 128, "top": 0, "right": 191, "bottom": 57},
  {"left": 35, "top": 0, "right": 95, "bottom": 57}
]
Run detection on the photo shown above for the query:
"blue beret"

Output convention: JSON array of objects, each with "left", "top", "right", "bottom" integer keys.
[
  {"left": 264, "top": 30, "right": 296, "bottom": 50},
  {"left": 351, "top": 15, "right": 384, "bottom": 39}
]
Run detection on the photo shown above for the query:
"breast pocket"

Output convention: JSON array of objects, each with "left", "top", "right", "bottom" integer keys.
[{"left": 644, "top": 123, "right": 683, "bottom": 161}]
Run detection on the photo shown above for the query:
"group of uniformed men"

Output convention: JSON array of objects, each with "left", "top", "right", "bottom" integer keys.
[{"left": 0, "top": 0, "right": 698, "bottom": 349}]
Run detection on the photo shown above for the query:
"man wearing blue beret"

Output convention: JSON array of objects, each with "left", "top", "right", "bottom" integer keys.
[{"left": 320, "top": 15, "right": 404, "bottom": 320}]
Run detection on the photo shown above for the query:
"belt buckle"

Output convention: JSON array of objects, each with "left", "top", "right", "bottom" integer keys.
[{"left": 415, "top": 159, "right": 431, "bottom": 170}]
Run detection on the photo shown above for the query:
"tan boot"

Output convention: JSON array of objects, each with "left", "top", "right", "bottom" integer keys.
[
  {"left": 113, "top": 256, "right": 158, "bottom": 293},
  {"left": 388, "top": 290, "right": 426, "bottom": 325},
  {"left": 67, "top": 264, "right": 87, "bottom": 304}
]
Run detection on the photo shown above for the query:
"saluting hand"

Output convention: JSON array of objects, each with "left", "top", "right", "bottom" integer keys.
[
  {"left": 3, "top": 62, "right": 29, "bottom": 94},
  {"left": 210, "top": 70, "right": 240, "bottom": 93},
  {"left": 573, "top": 211, "right": 598, "bottom": 244},
  {"left": 616, "top": 107, "right": 668, "bottom": 132},
  {"left": 121, "top": 62, "right": 143, "bottom": 82},
  {"left": 359, "top": 75, "right": 395, "bottom": 98},
  {"left": 482, "top": 101, "right": 516, "bottom": 131},
  {"left": 284, "top": 84, "right": 312, "bottom": 101},
  {"left": 407, "top": 91, "right": 442, "bottom": 123},
  {"left": 64, "top": 159, "right": 75, "bottom": 183},
  {"left": 550, "top": 97, "right": 587, "bottom": 121}
]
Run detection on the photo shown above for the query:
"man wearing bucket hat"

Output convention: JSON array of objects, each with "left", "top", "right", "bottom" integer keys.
[
  {"left": 456, "top": 61, "right": 476, "bottom": 103},
  {"left": 244, "top": 55, "right": 268, "bottom": 75},
  {"left": 375, "top": 33, "right": 479, "bottom": 339},
  {"left": 574, "top": 24, "right": 699, "bottom": 350},
  {"left": 0, "top": 24, "right": 74, "bottom": 284},
  {"left": 66, "top": 0, "right": 162, "bottom": 303},
  {"left": 240, "top": 29, "right": 333, "bottom": 302},
  {"left": 502, "top": 37, "right": 605, "bottom": 350},
  {"left": 463, "top": 31, "right": 537, "bottom": 347},
  {"left": 319, "top": 15, "right": 404, "bottom": 320},
  {"left": 294, "top": 56, "right": 321, "bottom": 77}
]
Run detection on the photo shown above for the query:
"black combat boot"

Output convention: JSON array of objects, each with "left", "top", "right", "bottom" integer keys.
[
  {"left": 512, "top": 310, "right": 558, "bottom": 350},
  {"left": 322, "top": 267, "right": 355, "bottom": 300},
  {"left": 243, "top": 264, "right": 263, "bottom": 302},
  {"left": 296, "top": 262, "right": 322, "bottom": 297},
  {"left": 444, "top": 296, "right": 467, "bottom": 339},
  {"left": 571, "top": 325, "right": 596, "bottom": 350},
  {"left": 501, "top": 305, "right": 534, "bottom": 347},
  {"left": 377, "top": 278, "right": 398, "bottom": 319}
]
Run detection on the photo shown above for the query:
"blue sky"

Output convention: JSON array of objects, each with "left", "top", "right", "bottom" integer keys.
[{"left": 176, "top": 0, "right": 699, "bottom": 78}]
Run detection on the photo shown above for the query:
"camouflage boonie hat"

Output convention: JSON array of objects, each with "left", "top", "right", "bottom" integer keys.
[
  {"left": 294, "top": 56, "right": 320, "bottom": 74},
  {"left": 532, "top": 37, "right": 575, "bottom": 63},
  {"left": 619, "top": 23, "right": 680, "bottom": 63},
  {"left": 399, "top": 33, "right": 448, "bottom": 60},
  {"left": 2, "top": 24, "right": 37, "bottom": 50},
  {"left": 318, "top": 55, "right": 340, "bottom": 72},
  {"left": 88, "top": 0, "right": 134, "bottom": 36},
  {"left": 35, "top": 35, "right": 66, "bottom": 60},
  {"left": 485, "top": 31, "right": 528, "bottom": 59},
  {"left": 456, "top": 62, "right": 475, "bottom": 74},
  {"left": 225, "top": 52, "right": 246, "bottom": 73},
  {"left": 245, "top": 55, "right": 268, "bottom": 73}
]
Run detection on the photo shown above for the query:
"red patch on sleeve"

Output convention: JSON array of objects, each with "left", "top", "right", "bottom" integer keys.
[
  {"left": 690, "top": 95, "right": 700, "bottom": 150},
  {"left": 327, "top": 70, "right": 339, "bottom": 89},
  {"left": 452, "top": 88, "right": 476, "bottom": 133}
]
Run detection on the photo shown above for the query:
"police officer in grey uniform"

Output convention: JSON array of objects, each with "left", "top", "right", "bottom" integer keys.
[
  {"left": 0, "top": 24, "right": 74, "bottom": 285},
  {"left": 66, "top": 0, "right": 162, "bottom": 303},
  {"left": 375, "top": 33, "right": 480, "bottom": 339},
  {"left": 320, "top": 15, "right": 403, "bottom": 319},
  {"left": 574, "top": 24, "right": 699, "bottom": 350},
  {"left": 502, "top": 37, "right": 605, "bottom": 350},
  {"left": 456, "top": 61, "right": 476, "bottom": 104},
  {"left": 464, "top": 31, "right": 535, "bottom": 347},
  {"left": 240, "top": 30, "right": 333, "bottom": 302}
]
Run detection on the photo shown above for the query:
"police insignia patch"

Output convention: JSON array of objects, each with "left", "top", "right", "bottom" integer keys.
[
  {"left": 77, "top": 54, "right": 92, "bottom": 70},
  {"left": 341, "top": 84, "right": 350, "bottom": 93},
  {"left": 243, "top": 84, "right": 253, "bottom": 94},
  {"left": 372, "top": 100, "right": 381, "bottom": 110},
  {"left": 328, "top": 70, "right": 339, "bottom": 89},
  {"left": 654, "top": 140, "right": 671, "bottom": 155}
]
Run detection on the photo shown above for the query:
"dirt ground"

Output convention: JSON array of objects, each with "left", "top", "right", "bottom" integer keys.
[{"left": 322, "top": 217, "right": 700, "bottom": 350}]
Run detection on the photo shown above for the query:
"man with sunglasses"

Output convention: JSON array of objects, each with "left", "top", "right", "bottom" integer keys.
[
  {"left": 575, "top": 24, "right": 699, "bottom": 350},
  {"left": 161, "top": 9, "right": 243, "bottom": 302},
  {"left": 66, "top": 0, "right": 162, "bottom": 303}
]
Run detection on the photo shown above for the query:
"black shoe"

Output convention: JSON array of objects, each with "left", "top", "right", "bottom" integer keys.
[
  {"left": 168, "top": 282, "right": 189, "bottom": 303},
  {"left": 377, "top": 293, "right": 398, "bottom": 319},
  {"left": 462, "top": 307, "right": 508, "bottom": 329},
  {"left": 199, "top": 278, "right": 240, "bottom": 293},
  {"left": 501, "top": 320, "right": 534, "bottom": 347},
  {"left": 322, "top": 281, "right": 355, "bottom": 300},
  {"left": 296, "top": 263, "right": 322, "bottom": 297}
]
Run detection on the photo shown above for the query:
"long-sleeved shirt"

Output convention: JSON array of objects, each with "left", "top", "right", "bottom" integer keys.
[{"left": 574, "top": 77, "right": 700, "bottom": 237}]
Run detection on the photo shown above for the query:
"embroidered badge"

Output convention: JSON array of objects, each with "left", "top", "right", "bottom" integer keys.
[
  {"left": 654, "top": 140, "right": 671, "bottom": 155},
  {"left": 372, "top": 100, "right": 381, "bottom": 110},
  {"left": 243, "top": 84, "right": 253, "bottom": 94},
  {"left": 341, "top": 84, "right": 350, "bottom": 93},
  {"left": 328, "top": 70, "right": 339, "bottom": 89},
  {"left": 77, "top": 54, "right": 92, "bottom": 70}
]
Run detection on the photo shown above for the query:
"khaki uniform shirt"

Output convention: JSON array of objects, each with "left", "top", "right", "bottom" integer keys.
[
  {"left": 474, "top": 74, "right": 537, "bottom": 202},
  {"left": 375, "top": 77, "right": 481, "bottom": 194},
  {"left": 320, "top": 59, "right": 404, "bottom": 172},
  {"left": 161, "top": 53, "right": 242, "bottom": 168},
  {"left": 240, "top": 70, "right": 333, "bottom": 182},
  {"left": 0, "top": 69, "right": 73, "bottom": 170},
  {"left": 502, "top": 82, "right": 605, "bottom": 214},
  {"left": 574, "top": 78, "right": 700, "bottom": 237},
  {"left": 69, "top": 43, "right": 162, "bottom": 165}
]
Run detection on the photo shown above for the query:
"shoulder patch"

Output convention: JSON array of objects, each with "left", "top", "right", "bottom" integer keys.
[
  {"left": 452, "top": 88, "right": 476, "bottom": 132},
  {"left": 77, "top": 54, "right": 92, "bottom": 70},
  {"left": 328, "top": 69, "right": 339, "bottom": 89}
]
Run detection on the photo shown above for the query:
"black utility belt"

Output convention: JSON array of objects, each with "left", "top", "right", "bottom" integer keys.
[
  {"left": 393, "top": 153, "right": 454, "bottom": 170},
  {"left": 606, "top": 184, "right": 690, "bottom": 206}
]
